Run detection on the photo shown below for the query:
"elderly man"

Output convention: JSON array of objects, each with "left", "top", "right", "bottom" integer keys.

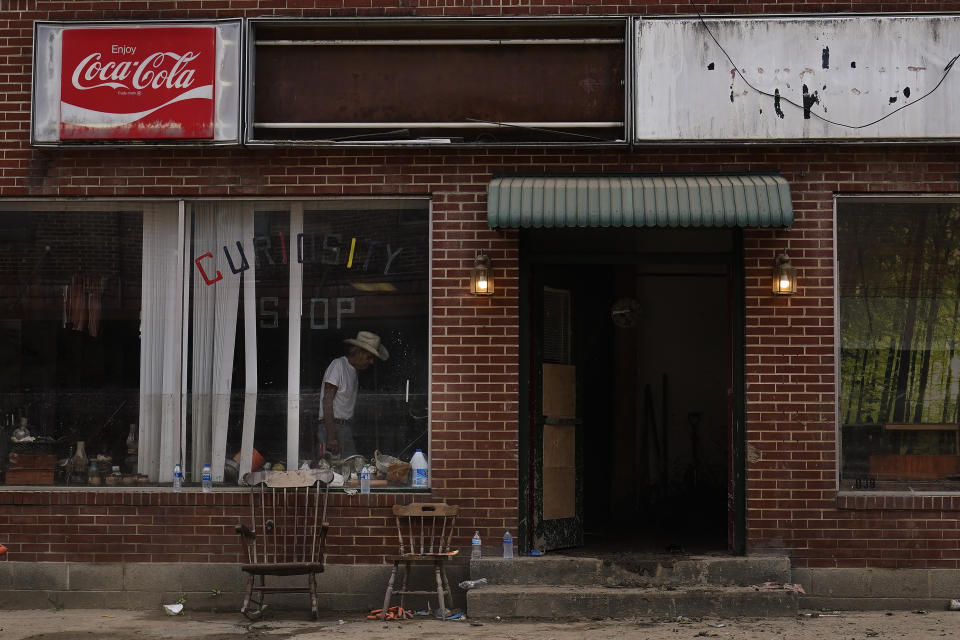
[{"left": 317, "top": 331, "right": 389, "bottom": 458}]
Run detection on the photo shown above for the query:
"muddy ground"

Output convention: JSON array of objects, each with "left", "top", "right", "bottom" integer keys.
[{"left": 0, "top": 609, "right": 959, "bottom": 640}]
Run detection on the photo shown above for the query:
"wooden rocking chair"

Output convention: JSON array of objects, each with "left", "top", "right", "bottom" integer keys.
[
  {"left": 382, "top": 502, "right": 459, "bottom": 620},
  {"left": 235, "top": 469, "right": 334, "bottom": 620}
]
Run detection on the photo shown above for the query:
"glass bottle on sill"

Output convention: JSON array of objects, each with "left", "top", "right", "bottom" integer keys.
[
  {"left": 70, "top": 440, "right": 88, "bottom": 484},
  {"left": 125, "top": 424, "right": 139, "bottom": 474},
  {"left": 126, "top": 423, "right": 138, "bottom": 455}
]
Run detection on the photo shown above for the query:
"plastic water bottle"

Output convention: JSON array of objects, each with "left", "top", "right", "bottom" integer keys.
[
  {"left": 172, "top": 464, "right": 183, "bottom": 492},
  {"left": 360, "top": 465, "right": 371, "bottom": 494},
  {"left": 471, "top": 531, "right": 482, "bottom": 559},
  {"left": 201, "top": 462, "right": 212, "bottom": 493},
  {"left": 410, "top": 449, "right": 429, "bottom": 488},
  {"left": 502, "top": 529, "right": 513, "bottom": 559}
]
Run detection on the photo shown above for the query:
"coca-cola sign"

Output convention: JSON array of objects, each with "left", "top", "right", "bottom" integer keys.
[{"left": 60, "top": 27, "right": 216, "bottom": 140}]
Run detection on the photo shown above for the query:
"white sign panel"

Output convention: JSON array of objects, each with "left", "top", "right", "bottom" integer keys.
[{"left": 635, "top": 15, "right": 960, "bottom": 141}]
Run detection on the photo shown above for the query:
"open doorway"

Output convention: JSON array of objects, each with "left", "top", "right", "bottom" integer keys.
[{"left": 521, "top": 228, "right": 744, "bottom": 555}]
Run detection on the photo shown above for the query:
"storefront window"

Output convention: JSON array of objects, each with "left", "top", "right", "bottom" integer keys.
[
  {"left": 1, "top": 199, "right": 429, "bottom": 489},
  {"left": 839, "top": 199, "right": 960, "bottom": 491},
  {"left": 0, "top": 202, "right": 169, "bottom": 486},
  {"left": 184, "top": 201, "right": 429, "bottom": 489}
]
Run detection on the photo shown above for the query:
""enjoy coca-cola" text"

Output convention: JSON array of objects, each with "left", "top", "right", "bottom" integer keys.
[{"left": 70, "top": 51, "right": 201, "bottom": 91}]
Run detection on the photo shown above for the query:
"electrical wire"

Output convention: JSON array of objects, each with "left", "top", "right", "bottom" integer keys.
[
  {"left": 695, "top": 10, "right": 960, "bottom": 130},
  {"left": 463, "top": 117, "right": 611, "bottom": 141}
]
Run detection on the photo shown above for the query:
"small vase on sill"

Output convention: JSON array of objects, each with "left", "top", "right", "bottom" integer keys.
[
  {"left": 70, "top": 440, "right": 88, "bottom": 484},
  {"left": 125, "top": 424, "right": 139, "bottom": 473},
  {"left": 126, "top": 424, "right": 138, "bottom": 454}
]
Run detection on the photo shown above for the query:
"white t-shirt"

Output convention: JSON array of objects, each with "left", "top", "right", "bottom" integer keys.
[{"left": 318, "top": 356, "right": 359, "bottom": 420}]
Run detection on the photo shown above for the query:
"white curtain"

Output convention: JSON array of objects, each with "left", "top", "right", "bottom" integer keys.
[
  {"left": 286, "top": 204, "right": 304, "bottom": 471},
  {"left": 238, "top": 208, "right": 258, "bottom": 481},
  {"left": 137, "top": 201, "right": 259, "bottom": 484},
  {"left": 138, "top": 203, "right": 184, "bottom": 482},
  {"left": 189, "top": 203, "right": 256, "bottom": 482}
]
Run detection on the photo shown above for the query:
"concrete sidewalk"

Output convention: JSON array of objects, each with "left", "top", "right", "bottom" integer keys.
[{"left": 2, "top": 608, "right": 960, "bottom": 640}]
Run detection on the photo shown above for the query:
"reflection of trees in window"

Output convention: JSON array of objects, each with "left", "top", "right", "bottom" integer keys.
[{"left": 840, "top": 202, "right": 960, "bottom": 428}]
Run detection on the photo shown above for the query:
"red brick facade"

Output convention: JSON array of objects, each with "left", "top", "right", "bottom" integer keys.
[{"left": 1, "top": 1, "right": 960, "bottom": 571}]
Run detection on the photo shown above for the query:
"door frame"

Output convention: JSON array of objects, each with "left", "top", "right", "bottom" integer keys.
[{"left": 517, "top": 230, "right": 747, "bottom": 555}]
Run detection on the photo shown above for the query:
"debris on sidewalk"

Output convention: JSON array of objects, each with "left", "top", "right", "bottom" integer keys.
[
  {"left": 367, "top": 606, "right": 413, "bottom": 620},
  {"left": 459, "top": 578, "right": 489, "bottom": 590},
  {"left": 749, "top": 581, "right": 806, "bottom": 594},
  {"left": 162, "top": 603, "right": 184, "bottom": 616},
  {"left": 1, "top": 608, "right": 959, "bottom": 640}
]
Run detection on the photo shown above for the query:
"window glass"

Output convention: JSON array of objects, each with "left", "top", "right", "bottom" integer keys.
[
  {"left": 183, "top": 200, "right": 429, "bottom": 489},
  {"left": 1, "top": 199, "right": 429, "bottom": 489},
  {"left": 0, "top": 202, "right": 177, "bottom": 486},
  {"left": 839, "top": 200, "right": 960, "bottom": 491},
  {"left": 301, "top": 206, "right": 430, "bottom": 487}
]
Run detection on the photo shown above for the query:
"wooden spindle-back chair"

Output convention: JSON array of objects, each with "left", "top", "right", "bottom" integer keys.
[
  {"left": 235, "top": 469, "right": 333, "bottom": 620},
  {"left": 382, "top": 502, "right": 459, "bottom": 620}
]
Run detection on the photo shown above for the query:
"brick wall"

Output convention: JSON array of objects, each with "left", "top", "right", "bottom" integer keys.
[
  {"left": 1, "top": 490, "right": 427, "bottom": 565},
  {"left": 1, "top": 0, "right": 960, "bottom": 570}
]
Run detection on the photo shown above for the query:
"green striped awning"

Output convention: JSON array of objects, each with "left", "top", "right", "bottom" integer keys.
[{"left": 487, "top": 175, "right": 793, "bottom": 229}]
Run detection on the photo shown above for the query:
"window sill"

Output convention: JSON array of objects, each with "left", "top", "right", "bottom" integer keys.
[
  {"left": 837, "top": 491, "right": 960, "bottom": 511},
  {"left": 340, "top": 487, "right": 431, "bottom": 494},
  {"left": 0, "top": 485, "right": 431, "bottom": 492},
  {"left": 0, "top": 485, "right": 434, "bottom": 507},
  {"left": 0, "top": 485, "right": 213, "bottom": 492}
]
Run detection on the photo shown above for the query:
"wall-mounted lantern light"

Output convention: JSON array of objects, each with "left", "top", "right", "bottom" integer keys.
[
  {"left": 772, "top": 253, "right": 797, "bottom": 296},
  {"left": 470, "top": 252, "right": 494, "bottom": 296}
]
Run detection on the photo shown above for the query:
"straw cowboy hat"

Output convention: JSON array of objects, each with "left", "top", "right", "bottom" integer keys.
[{"left": 344, "top": 331, "right": 389, "bottom": 361}]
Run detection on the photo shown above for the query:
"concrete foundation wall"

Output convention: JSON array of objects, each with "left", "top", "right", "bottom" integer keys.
[
  {"left": 0, "top": 561, "right": 468, "bottom": 613},
  {"left": 6, "top": 560, "right": 960, "bottom": 615},
  {"left": 794, "top": 567, "right": 960, "bottom": 611}
]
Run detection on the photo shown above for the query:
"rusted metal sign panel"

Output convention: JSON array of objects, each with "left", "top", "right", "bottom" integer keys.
[
  {"left": 248, "top": 19, "right": 627, "bottom": 145},
  {"left": 255, "top": 45, "right": 622, "bottom": 124},
  {"left": 635, "top": 15, "right": 960, "bottom": 141},
  {"left": 33, "top": 21, "right": 242, "bottom": 145}
]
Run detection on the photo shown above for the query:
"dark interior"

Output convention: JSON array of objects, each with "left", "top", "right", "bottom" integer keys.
[{"left": 525, "top": 227, "right": 737, "bottom": 554}]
